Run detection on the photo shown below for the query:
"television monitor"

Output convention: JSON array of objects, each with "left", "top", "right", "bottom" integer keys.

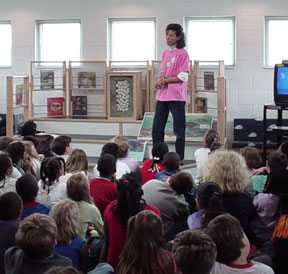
[{"left": 274, "top": 64, "right": 288, "bottom": 106}]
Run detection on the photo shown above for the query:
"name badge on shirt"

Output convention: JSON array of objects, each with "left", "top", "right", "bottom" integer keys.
[
  {"left": 171, "top": 57, "right": 176, "bottom": 63},
  {"left": 166, "top": 62, "right": 171, "bottom": 67}
]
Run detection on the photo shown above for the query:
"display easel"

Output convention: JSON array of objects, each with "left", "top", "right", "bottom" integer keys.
[
  {"left": 6, "top": 76, "right": 30, "bottom": 136},
  {"left": 149, "top": 60, "right": 193, "bottom": 112},
  {"left": 30, "top": 61, "right": 67, "bottom": 118},
  {"left": 68, "top": 61, "right": 107, "bottom": 118},
  {"left": 192, "top": 60, "right": 227, "bottom": 147},
  {"left": 108, "top": 61, "right": 150, "bottom": 114}
]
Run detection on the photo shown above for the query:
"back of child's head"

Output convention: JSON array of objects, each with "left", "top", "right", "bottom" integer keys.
[
  {"left": 197, "top": 182, "right": 224, "bottom": 228},
  {"left": 45, "top": 267, "right": 81, "bottom": 274},
  {"left": 278, "top": 141, "right": 288, "bottom": 158},
  {"left": 152, "top": 142, "right": 169, "bottom": 161},
  {"left": 0, "top": 152, "right": 12, "bottom": 181},
  {"left": 65, "top": 148, "right": 88, "bottom": 173},
  {"left": 117, "top": 210, "right": 169, "bottom": 274},
  {"left": 173, "top": 230, "right": 217, "bottom": 274},
  {"left": 97, "top": 153, "right": 116, "bottom": 178},
  {"left": 267, "top": 152, "right": 287, "bottom": 171},
  {"left": 169, "top": 171, "right": 193, "bottom": 195},
  {"left": 163, "top": 152, "right": 180, "bottom": 171},
  {"left": 67, "top": 173, "right": 93, "bottom": 204},
  {"left": 40, "top": 157, "right": 65, "bottom": 186},
  {"left": 0, "top": 136, "right": 13, "bottom": 151},
  {"left": 50, "top": 135, "right": 72, "bottom": 155},
  {"left": 206, "top": 215, "right": 244, "bottom": 264},
  {"left": 16, "top": 174, "right": 38, "bottom": 203},
  {"left": 101, "top": 142, "right": 119, "bottom": 159},
  {"left": 204, "top": 129, "right": 220, "bottom": 150},
  {"left": 49, "top": 199, "right": 80, "bottom": 246},
  {"left": 115, "top": 172, "right": 143, "bottom": 229},
  {"left": 113, "top": 136, "right": 129, "bottom": 158},
  {"left": 0, "top": 192, "right": 22, "bottom": 221},
  {"left": 6, "top": 141, "right": 25, "bottom": 165},
  {"left": 240, "top": 146, "right": 262, "bottom": 170},
  {"left": 15, "top": 213, "right": 57, "bottom": 259}
]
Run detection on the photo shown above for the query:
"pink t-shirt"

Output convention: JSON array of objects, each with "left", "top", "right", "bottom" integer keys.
[
  {"left": 156, "top": 48, "right": 190, "bottom": 102},
  {"left": 104, "top": 200, "right": 160, "bottom": 269}
]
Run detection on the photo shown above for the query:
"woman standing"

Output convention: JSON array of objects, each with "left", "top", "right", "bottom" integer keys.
[{"left": 152, "top": 24, "right": 190, "bottom": 163}]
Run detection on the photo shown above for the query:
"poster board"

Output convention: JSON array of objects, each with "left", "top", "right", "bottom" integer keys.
[
  {"left": 138, "top": 112, "right": 213, "bottom": 142},
  {"left": 128, "top": 139, "right": 147, "bottom": 162}
]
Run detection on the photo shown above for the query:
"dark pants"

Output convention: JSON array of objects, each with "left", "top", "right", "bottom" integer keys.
[{"left": 152, "top": 101, "right": 186, "bottom": 160}]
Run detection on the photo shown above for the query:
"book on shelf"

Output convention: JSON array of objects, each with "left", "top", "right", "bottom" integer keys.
[
  {"left": 204, "top": 71, "right": 214, "bottom": 90},
  {"left": 195, "top": 97, "right": 207, "bottom": 113},
  {"left": 40, "top": 70, "right": 54, "bottom": 89},
  {"left": 47, "top": 97, "right": 64, "bottom": 117},
  {"left": 15, "top": 84, "right": 23, "bottom": 106},
  {"left": 78, "top": 72, "right": 96, "bottom": 88},
  {"left": 72, "top": 96, "right": 87, "bottom": 115}
]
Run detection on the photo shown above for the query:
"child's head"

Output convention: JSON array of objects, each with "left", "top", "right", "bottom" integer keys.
[
  {"left": 267, "top": 152, "right": 287, "bottom": 171},
  {"left": 65, "top": 149, "right": 88, "bottom": 174},
  {"left": 152, "top": 142, "right": 169, "bottom": 162},
  {"left": 0, "top": 192, "right": 22, "bottom": 221},
  {"left": 0, "top": 152, "right": 13, "bottom": 181},
  {"left": 49, "top": 199, "right": 80, "bottom": 246},
  {"left": 15, "top": 213, "right": 57, "bottom": 259},
  {"left": 206, "top": 215, "right": 249, "bottom": 264},
  {"left": 45, "top": 267, "right": 82, "bottom": 274},
  {"left": 6, "top": 141, "right": 25, "bottom": 165},
  {"left": 115, "top": 172, "right": 143, "bottom": 229},
  {"left": 204, "top": 129, "right": 220, "bottom": 150},
  {"left": 101, "top": 142, "right": 119, "bottom": 159},
  {"left": 97, "top": 153, "right": 116, "bottom": 178},
  {"left": 240, "top": 147, "right": 262, "bottom": 170},
  {"left": 16, "top": 174, "right": 39, "bottom": 203},
  {"left": 113, "top": 136, "right": 129, "bottom": 158},
  {"left": 196, "top": 182, "right": 223, "bottom": 228},
  {"left": 40, "top": 157, "right": 65, "bottom": 185},
  {"left": 278, "top": 141, "right": 288, "bottom": 158},
  {"left": 51, "top": 135, "right": 72, "bottom": 156},
  {"left": 169, "top": 171, "right": 193, "bottom": 195},
  {"left": 22, "top": 140, "right": 39, "bottom": 160},
  {"left": 67, "top": 173, "right": 93, "bottom": 204},
  {"left": 204, "top": 150, "right": 250, "bottom": 195},
  {"left": 117, "top": 210, "right": 171, "bottom": 274},
  {"left": 163, "top": 152, "right": 180, "bottom": 171},
  {"left": 0, "top": 136, "right": 13, "bottom": 151},
  {"left": 173, "top": 230, "right": 217, "bottom": 274}
]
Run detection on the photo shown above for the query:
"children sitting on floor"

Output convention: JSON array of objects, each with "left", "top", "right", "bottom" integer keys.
[
  {"left": 206, "top": 215, "right": 274, "bottom": 274},
  {"left": 16, "top": 174, "right": 50, "bottom": 220},
  {"left": 155, "top": 152, "right": 180, "bottom": 182}
]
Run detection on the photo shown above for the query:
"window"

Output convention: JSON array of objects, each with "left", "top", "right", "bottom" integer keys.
[
  {"left": 185, "top": 17, "right": 235, "bottom": 66},
  {"left": 265, "top": 17, "right": 288, "bottom": 67},
  {"left": 36, "top": 20, "right": 81, "bottom": 63},
  {"left": 0, "top": 22, "right": 12, "bottom": 67},
  {"left": 108, "top": 18, "right": 156, "bottom": 62}
]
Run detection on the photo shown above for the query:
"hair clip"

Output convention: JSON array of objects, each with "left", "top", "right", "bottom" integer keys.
[
  {"left": 213, "top": 191, "right": 220, "bottom": 196},
  {"left": 153, "top": 157, "right": 160, "bottom": 161},
  {"left": 123, "top": 179, "right": 130, "bottom": 185}
]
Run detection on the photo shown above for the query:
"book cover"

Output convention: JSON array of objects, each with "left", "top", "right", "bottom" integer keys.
[
  {"left": 196, "top": 97, "right": 207, "bottom": 113},
  {"left": 15, "top": 84, "right": 23, "bottom": 106},
  {"left": 128, "top": 139, "right": 147, "bottom": 163},
  {"left": 47, "top": 97, "right": 64, "bottom": 117},
  {"left": 78, "top": 72, "right": 96, "bottom": 88},
  {"left": 204, "top": 71, "right": 214, "bottom": 90},
  {"left": 41, "top": 70, "right": 54, "bottom": 89},
  {"left": 72, "top": 96, "right": 87, "bottom": 115}
]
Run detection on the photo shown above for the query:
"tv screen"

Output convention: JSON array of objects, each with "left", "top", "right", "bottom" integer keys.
[{"left": 274, "top": 64, "right": 288, "bottom": 106}]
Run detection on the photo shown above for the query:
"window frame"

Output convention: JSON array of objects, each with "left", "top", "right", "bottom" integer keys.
[
  {"left": 108, "top": 17, "right": 157, "bottom": 64},
  {"left": 0, "top": 21, "right": 12, "bottom": 68},
  {"left": 184, "top": 16, "right": 236, "bottom": 67},
  {"left": 35, "top": 19, "right": 82, "bottom": 65}
]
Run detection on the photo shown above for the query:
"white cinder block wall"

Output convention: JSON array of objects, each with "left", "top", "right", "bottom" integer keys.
[{"left": 0, "top": 0, "right": 287, "bottom": 146}]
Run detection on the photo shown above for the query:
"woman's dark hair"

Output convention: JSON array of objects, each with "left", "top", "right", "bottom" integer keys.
[
  {"left": 166, "top": 23, "right": 186, "bottom": 48},
  {"left": 6, "top": 141, "right": 25, "bottom": 165},
  {"left": 149, "top": 142, "right": 169, "bottom": 173},
  {"left": 101, "top": 143, "right": 119, "bottom": 159},
  {"left": 117, "top": 210, "right": 174, "bottom": 274},
  {"left": 197, "top": 182, "right": 224, "bottom": 228},
  {"left": 40, "top": 157, "right": 65, "bottom": 190},
  {"left": 264, "top": 152, "right": 288, "bottom": 216},
  {"left": 114, "top": 172, "right": 145, "bottom": 229},
  {"left": 0, "top": 152, "right": 12, "bottom": 181}
]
